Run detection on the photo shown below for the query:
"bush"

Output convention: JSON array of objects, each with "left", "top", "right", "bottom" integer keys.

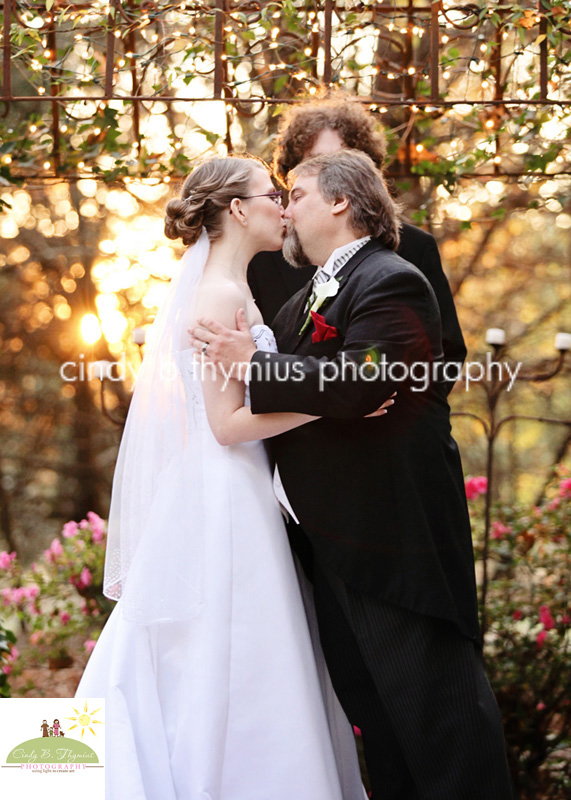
[
  {"left": 468, "top": 474, "right": 571, "bottom": 799},
  {"left": 0, "top": 512, "right": 113, "bottom": 669},
  {"left": 0, "top": 619, "right": 17, "bottom": 696}
]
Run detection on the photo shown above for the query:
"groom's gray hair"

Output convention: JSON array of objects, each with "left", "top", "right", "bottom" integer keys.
[{"left": 289, "top": 150, "right": 402, "bottom": 251}]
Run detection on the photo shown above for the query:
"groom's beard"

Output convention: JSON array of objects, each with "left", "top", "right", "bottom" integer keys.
[{"left": 282, "top": 223, "right": 313, "bottom": 269}]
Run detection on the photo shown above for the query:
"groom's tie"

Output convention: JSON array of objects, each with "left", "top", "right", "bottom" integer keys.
[{"left": 307, "top": 268, "right": 333, "bottom": 308}]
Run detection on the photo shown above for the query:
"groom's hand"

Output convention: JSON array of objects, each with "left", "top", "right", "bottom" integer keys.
[{"left": 189, "top": 309, "right": 257, "bottom": 376}]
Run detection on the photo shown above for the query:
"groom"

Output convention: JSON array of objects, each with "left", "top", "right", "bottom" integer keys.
[{"left": 191, "top": 150, "right": 514, "bottom": 799}]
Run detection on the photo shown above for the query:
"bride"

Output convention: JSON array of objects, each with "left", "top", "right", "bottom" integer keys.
[{"left": 76, "top": 155, "right": 381, "bottom": 799}]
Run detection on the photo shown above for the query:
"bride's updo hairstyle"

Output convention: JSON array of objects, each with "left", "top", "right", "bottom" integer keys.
[{"left": 164, "top": 157, "right": 261, "bottom": 246}]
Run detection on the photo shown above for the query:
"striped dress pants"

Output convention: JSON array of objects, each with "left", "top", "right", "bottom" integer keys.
[{"left": 311, "top": 562, "right": 517, "bottom": 800}]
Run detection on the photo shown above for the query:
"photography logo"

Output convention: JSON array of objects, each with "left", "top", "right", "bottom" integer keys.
[{"left": 1, "top": 698, "right": 105, "bottom": 798}]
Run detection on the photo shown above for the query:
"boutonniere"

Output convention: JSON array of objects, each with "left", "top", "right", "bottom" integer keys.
[
  {"left": 310, "top": 311, "right": 338, "bottom": 343},
  {"left": 298, "top": 275, "right": 342, "bottom": 335}
]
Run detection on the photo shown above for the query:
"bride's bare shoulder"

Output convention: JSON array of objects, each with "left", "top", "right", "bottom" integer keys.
[{"left": 195, "top": 277, "right": 250, "bottom": 328}]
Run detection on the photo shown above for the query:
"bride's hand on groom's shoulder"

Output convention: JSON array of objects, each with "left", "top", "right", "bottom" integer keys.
[
  {"left": 364, "top": 392, "right": 397, "bottom": 418},
  {"left": 188, "top": 309, "right": 257, "bottom": 375}
]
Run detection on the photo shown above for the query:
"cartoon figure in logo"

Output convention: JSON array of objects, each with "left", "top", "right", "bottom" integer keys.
[
  {"left": 49, "top": 726, "right": 54, "bottom": 737},
  {"left": 53, "top": 719, "right": 61, "bottom": 737},
  {"left": 40, "top": 720, "right": 49, "bottom": 737}
]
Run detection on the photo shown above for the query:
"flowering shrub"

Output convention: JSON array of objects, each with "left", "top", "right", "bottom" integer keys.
[
  {"left": 0, "top": 512, "right": 113, "bottom": 669},
  {"left": 467, "top": 473, "right": 571, "bottom": 799},
  {"left": 0, "top": 620, "right": 17, "bottom": 697},
  {"left": 464, "top": 475, "right": 488, "bottom": 500}
]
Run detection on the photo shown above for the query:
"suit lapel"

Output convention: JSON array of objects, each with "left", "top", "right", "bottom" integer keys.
[
  {"left": 275, "top": 280, "right": 314, "bottom": 353},
  {"left": 287, "top": 239, "right": 386, "bottom": 354}
]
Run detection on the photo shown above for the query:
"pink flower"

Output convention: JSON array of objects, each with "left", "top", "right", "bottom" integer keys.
[
  {"left": 491, "top": 522, "right": 512, "bottom": 540},
  {"left": 547, "top": 496, "right": 561, "bottom": 511},
  {"left": 353, "top": 726, "right": 362, "bottom": 737},
  {"left": 539, "top": 605, "right": 555, "bottom": 631},
  {"left": 79, "top": 567, "right": 92, "bottom": 588},
  {"left": 49, "top": 538, "right": 63, "bottom": 558},
  {"left": 29, "top": 632, "right": 43, "bottom": 645},
  {"left": 59, "top": 612, "right": 71, "bottom": 626},
  {"left": 62, "top": 521, "right": 79, "bottom": 539},
  {"left": 6, "top": 587, "right": 27, "bottom": 605},
  {"left": 465, "top": 476, "right": 488, "bottom": 500},
  {"left": 84, "top": 639, "right": 97, "bottom": 654},
  {"left": 562, "top": 614, "right": 570, "bottom": 626},
  {"left": 8, "top": 646, "right": 19, "bottom": 661},
  {"left": 512, "top": 609, "right": 523, "bottom": 621},
  {"left": 1, "top": 588, "right": 12, "bottom": 606},
  {"left": 2, "top": 664, "right": 12, "bottom": 675},
  {"left": 536, "top": 630, "right": 547, "bottom": 648},
  {"left": 79, "top": 519, "right": 90, "bottom": 530},
  {"left": 87, "top": 512, "right": 105, "bottom": 542},
  {"left": 25, "top": 584, "right": 40, "bottom": 600},
  {"left": 558, "top": 478, "right": 571, "bottom": 498},
  {"left": 0, "top": 551, "right": 16, "bottom": 570},
  {"left": 536, "top": 702, "right": 546, "bottom": 711}
]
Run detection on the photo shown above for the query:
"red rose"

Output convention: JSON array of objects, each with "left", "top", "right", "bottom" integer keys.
[{"left": 310, "top": 311, "right": 338, "bottom": 343}]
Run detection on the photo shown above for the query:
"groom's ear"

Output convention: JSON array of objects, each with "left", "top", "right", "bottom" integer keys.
[{"left": 331, "top": 195, "right": 350, "bottom": 216}]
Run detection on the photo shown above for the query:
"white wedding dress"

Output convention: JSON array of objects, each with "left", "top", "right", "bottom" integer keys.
[{"left": 76, "top": 324, "right": 365, "bottom": 800}]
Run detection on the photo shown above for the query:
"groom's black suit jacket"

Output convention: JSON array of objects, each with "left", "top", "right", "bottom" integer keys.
[
  {"left": 249, "top": 238, "right": 480, "bottom": 643},
  {"left": 248, "top": 222, "right": 466, "bottom": 395}
]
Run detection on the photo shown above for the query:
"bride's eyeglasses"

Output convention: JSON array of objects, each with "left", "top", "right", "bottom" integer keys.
[{"left": 234, "top": 190, "right": 284, "bottom": 206}]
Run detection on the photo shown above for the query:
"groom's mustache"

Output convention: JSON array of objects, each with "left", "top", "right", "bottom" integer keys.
[{"left": 283, "top": 222, "right": 313, "bottom": 269}]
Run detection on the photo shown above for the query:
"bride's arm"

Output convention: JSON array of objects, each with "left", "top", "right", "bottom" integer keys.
[{"left": 196, "top": 285, "right": 319, "bottom": 446}]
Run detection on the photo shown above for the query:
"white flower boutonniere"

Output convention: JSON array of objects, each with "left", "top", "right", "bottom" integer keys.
[{"left": 299, "top": 275, "right": 342, "bottom": 335}]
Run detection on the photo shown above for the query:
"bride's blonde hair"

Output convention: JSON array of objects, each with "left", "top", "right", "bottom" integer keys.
[{"left": 164, "top": 156, "right": 266, "bottom": 246}]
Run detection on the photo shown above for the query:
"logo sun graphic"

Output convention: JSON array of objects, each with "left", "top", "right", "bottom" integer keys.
[{"left": 66, "top": 701, "right": 103, "bottom": 739}]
